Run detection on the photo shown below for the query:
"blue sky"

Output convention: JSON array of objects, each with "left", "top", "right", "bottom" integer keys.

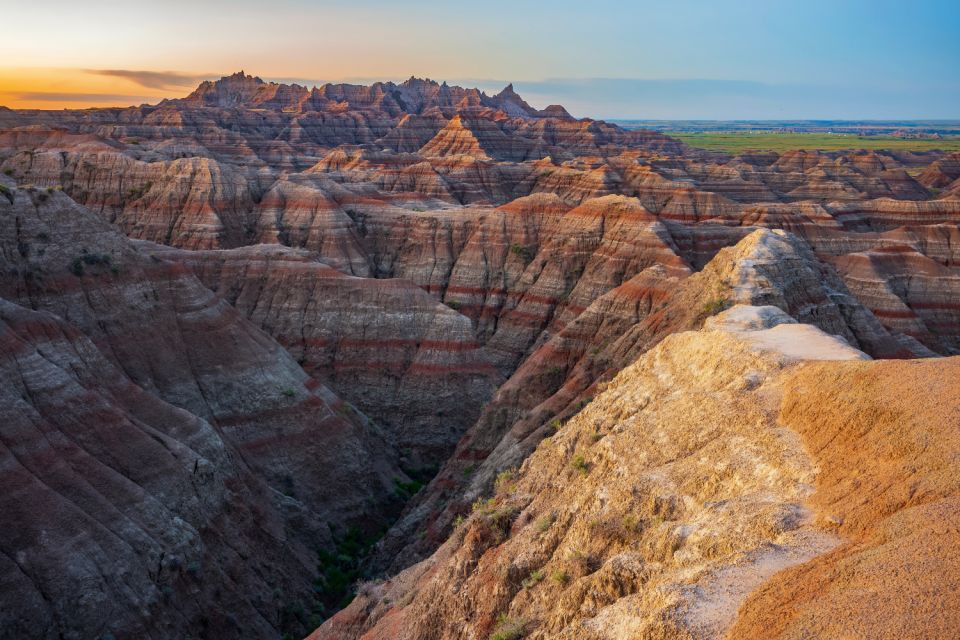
[{"left": 1, "top": 0, "right": 958, "bottom": 117}]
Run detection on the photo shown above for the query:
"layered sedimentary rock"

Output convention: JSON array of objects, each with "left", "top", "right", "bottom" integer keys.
[
  {"left": 367, "top": 229, "right": 925, "bottom": 572},
  {"left": 3, "top": 74, "right": 960, "bottom": 640},
  {"left": 315, "top": 305, "right": 959, "bottom": 640},
  {"left": 149, "top": 242, "right": 500, "bottom": 465},
  {"left": 0, "top": 185, "right": 406, "bottom": 639}
]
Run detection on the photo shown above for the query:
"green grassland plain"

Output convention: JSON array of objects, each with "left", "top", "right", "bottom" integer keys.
[{"left": 669, "top": 132, "right": 960, "bottom": 154}]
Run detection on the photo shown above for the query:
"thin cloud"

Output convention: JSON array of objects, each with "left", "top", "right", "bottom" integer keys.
[
  {"left": 6, "top": 91, "right": 153, "bottom": 104},
  {"left": 85, "top": 69, "right": 211, "bottom": 91}
]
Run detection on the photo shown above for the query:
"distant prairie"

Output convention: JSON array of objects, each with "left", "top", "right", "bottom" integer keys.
[{"left": 668, "top": 131, "right": 960, "bottom": 153}]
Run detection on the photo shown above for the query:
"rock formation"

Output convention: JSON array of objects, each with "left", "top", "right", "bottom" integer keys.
[
  {"left": 314, "top": 305, "right": 959, "bottom": 640},
  {"left": 1, "top": 74, "right": 959, "bottom": 639}
]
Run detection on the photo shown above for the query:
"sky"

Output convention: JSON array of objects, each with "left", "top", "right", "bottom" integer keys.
[{"left": 1, "top": 0, "right": 958, "bottom": 119}]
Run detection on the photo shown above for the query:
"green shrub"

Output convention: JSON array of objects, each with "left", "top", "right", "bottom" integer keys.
[
  {"left": 571, "top": 453, "right": 589, "bottom": 476},
  {"left": 535, "top": 514, "right": 554, "bottom": 533},
  {"left": 494, "top": 468, "right": 516, "bottom": 493},
  {"left": 521, "top": 569, "right": 544, "bottom": 589},
  {"left": 489, "top": 616, "right": 526, "bottom": 640},
  {"left": 127, "top": 181, "right": 153, "bottom": 200},
  {"left": 394, "top": 477, "right": 424, "bottom": 500},
  {"left": 551, "top": 569, "right": 570, "bottom": 585},
  {"left": 702, "top": 297, "right": 730, "bottom": 316},
  {"left": 510, "top": 243, "right": 533, "bottom": 262}
]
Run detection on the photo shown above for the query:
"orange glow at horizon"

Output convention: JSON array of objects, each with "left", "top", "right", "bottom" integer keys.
[{"left": 0, "top": 68, "right": 190, "bottom": 110}]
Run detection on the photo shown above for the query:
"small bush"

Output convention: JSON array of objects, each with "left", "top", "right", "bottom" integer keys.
[
  {"left": 510, "top": 243, "right": 533, "bottom": 262},
  {"left": 571, "top": 453, "right": 589, "bottom": 476},
  {"left": 127, "top": 181, "right": 153, "bottom": 200},
  {"left": 2, "top": 168, "right": 13, "bottom": 176},
  {"left": 534, "top": 514, "right": 554, "bottom": 533},
  {"left": 70, "top": 257, "right": 85, "bottom": 277},
  {"left": 702, "top": 297, "right": 730, "bottom": 316},
  {"left": 521, "top": 569, "right": 544, "bottom": 589},
  {"left": 446, "top": 299, "right": 461, "bottom": 311},
  {"left": 394, "top": 477, "right": 424, "bottom": 500},
  {"left": 494, "top": 468, "right": 516, "bottom": 494},
  {"left": 490, "top": 616, "right": 526, "bottom": 640},
  {"left": 281, "top": 388, "right": 295, "bottom": 398},
  {"left": 551, "top": 569, "right": 569, "bottom": 585}
]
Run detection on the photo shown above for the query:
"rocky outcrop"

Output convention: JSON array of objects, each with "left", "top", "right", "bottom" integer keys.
[
  {"left": 314, "top": 305, "right": 958, "bottom": 640},
  {"left": 830, "top": 246, "right": 960, "bottom": 354},
  {"left": 0, "top": 185, "right": 407, "bottom": 639},
  {"left": 366, "top": 229, "right": 925, "bottom": 573},
  {"left": 149, "top": 242, "right": 500, "bottom": 466}
]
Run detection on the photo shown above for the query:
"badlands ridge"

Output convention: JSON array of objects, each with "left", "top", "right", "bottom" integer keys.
[{"left": 0, "top": 73, "right": 958, "bottom": 639}]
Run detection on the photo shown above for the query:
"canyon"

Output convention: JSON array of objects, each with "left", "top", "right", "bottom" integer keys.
[{"left": 1, "top": 73, "right": 958, "bottom": 640}]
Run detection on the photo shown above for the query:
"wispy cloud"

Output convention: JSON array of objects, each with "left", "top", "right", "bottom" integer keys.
[
  {"left": 85, "top": 69, "right": 211, "bottom": 91},
  {"left": 4, "top": 91, "right": 153, "bottom": 104}
]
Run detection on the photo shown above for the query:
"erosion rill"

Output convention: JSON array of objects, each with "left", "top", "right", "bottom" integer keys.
[{"left": 1, "top": 74, "right": 958, "bottom": 640}]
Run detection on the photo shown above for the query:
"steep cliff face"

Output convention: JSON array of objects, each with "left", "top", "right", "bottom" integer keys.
[
  {"left": 149, "top": 242, "right": 500, "bottom": 466},
  {"left": 314, "top": 305, "right": 959, "bottom": 640},
  {"left": 0, "top": 186, "right": 407, "bottom": 639},
  {"left": 0, "top": 297, "right": 317, "bottom": 640}
]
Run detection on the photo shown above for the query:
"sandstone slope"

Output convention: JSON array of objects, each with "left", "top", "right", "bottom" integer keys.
[{"left": 314, "top": 304, "right": 959, "bottom": 639}]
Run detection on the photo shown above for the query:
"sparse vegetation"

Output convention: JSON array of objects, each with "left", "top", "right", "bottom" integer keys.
[
  {"left": 702, "top": 297, "right": 730, "bottom": 316},
  {"left": 314, "top": 527, "right": 381, "bottom": 617},
  {"left": 127, "top": 181, "right": 153, "bottom": 200},
  {"left": 671, "top": 131, "right": 960, "bottom": 154},
  {"left": 521, "top": 568, "right": 544, "bottom": 589},
  {"left": 69, "top": 253, "right": 113, "bottom": 277},
  {"left": 571, "top": 453, "right": 590, "bottom": 476},
  {"left": 393, "top": 477, "right": 424, "bottom": 500},
  {"left": 446, "top": 299, "right": 461, "bottom": 311},
  {"left": 551, "top": 569, "right": 570, "bottom": 585},
  {"left": 535, "top": 514, "right": 554, "bottom": 533},
  {"left": 510, "top": 243, "right": 533, "bottom": 262},
  {"left": 489, "top": 615, "right": 526, "bottom": 640},
  {"left": 281, "top": 388, "right": 295, "bottom": 398},
  {"left": 472, "top": 495, "right": 518, "bottom": 542},
  {"left": 494, "top": 468, "right": 516, "bottom": 493}
]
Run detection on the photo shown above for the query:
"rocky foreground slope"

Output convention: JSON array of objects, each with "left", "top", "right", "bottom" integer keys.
[
  {"left": 314, "top": 304, "right": 959, "bottom": 640},
  {"left": 1, "top": 75, "right": 959, "bottom": 639}
]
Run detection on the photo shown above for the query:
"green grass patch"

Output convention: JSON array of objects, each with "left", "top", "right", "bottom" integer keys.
[{"left": 670, "top": 132, "right": 960, "bottom": 154}]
